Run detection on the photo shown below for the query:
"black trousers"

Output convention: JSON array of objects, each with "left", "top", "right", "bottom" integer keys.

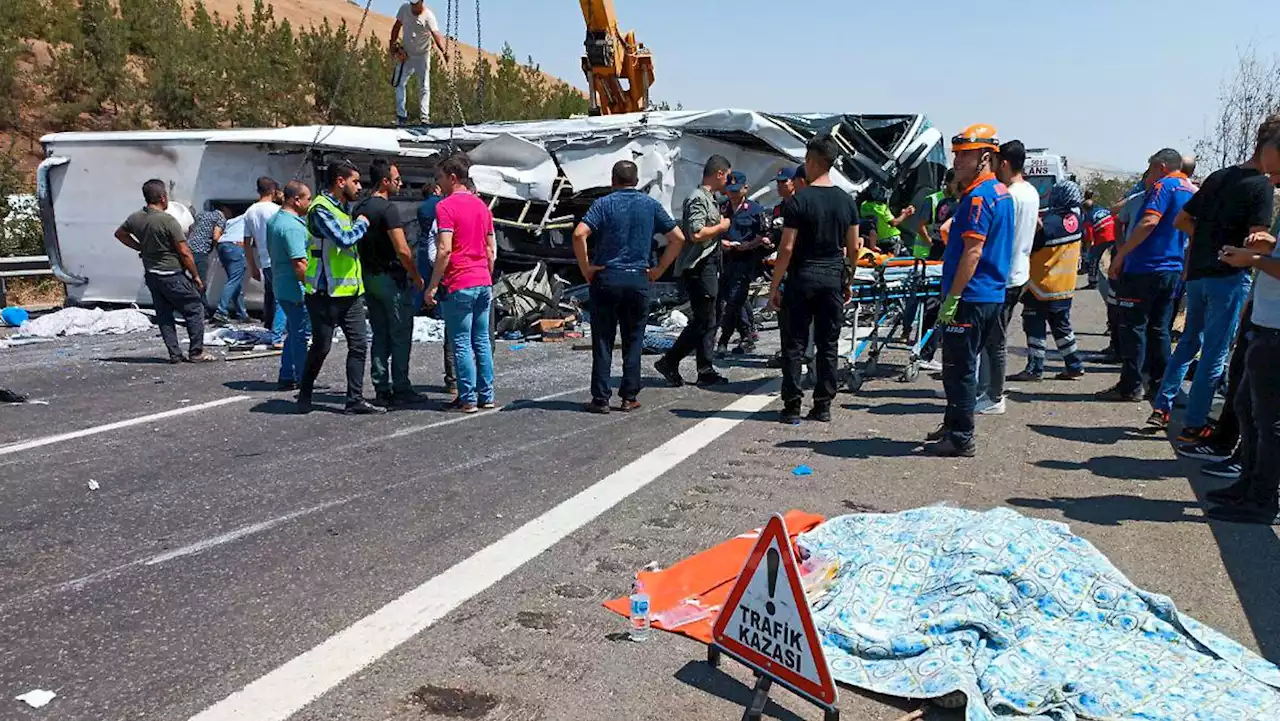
[
  {"left": 977, "top": 284, "right": 1023, "bottom": 401},
  {"left": 589, "top": 269, "right": 650, "bottom": 403},
  {"left": 664, "top": 261, "right": 719, "bottom": 378},
  {"left": 145, "top": 272, "right": 205, "bottom": 360},
  {"left": 1116, "top": 271, "right": 1180, "bottom": 395},
  {"left": 781, "top": 266, "right": 844, "bottom": 407},
  {"left": 1236, "top": 329, "right": 1280, "bottom": 505},
  {"left": 941, "top": 300, "right": 1003, "bottom": 447},
  {"left": 301, "top": 293, "right": 370, "bottom": 405},
  {"left": 717, "top": 258, "right": 756, "bottom": 347}
]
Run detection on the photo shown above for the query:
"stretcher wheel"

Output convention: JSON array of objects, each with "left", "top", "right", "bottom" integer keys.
[
  {"left": 845, "top": 368, "right": 864, "bottom": 394},
  {"left": 901, "top": 362, "right": 920, "bottom": 383}
]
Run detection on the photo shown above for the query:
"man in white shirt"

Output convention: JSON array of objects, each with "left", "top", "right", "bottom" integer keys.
[
  {"left": 975, "top": 139, "right": 1040, "bottom": 415},
  {"left": 389, "top": 1, "right": 449, "bottom": 126},
  {"left": 242, "top": 176, "right": 285, "bottom": 347}
]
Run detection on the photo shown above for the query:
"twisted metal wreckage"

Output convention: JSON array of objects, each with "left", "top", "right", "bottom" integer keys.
[{"left": 37, "top": 110, "right": 944, "bottom": 314}]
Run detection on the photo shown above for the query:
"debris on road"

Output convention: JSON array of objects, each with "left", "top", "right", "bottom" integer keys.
[
  {"left": 792, "top": 464, "right": 814, "bottom": 476},
  {"left": 14, "top": 689, "right": 56, "bottom": 708},
  {"left": 87, "top": 479, "right": 100, "bottom": 491},
  {"left": 2, "top": 306, "right": 30, "bottom": 327},
  {"left": 203, "top": 327, "right": 273, "bottom": 348}
]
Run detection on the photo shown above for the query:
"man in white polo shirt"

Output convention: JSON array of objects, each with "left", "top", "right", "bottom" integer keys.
[{"left": 389, "top": 0, "right": 449, "bottom": 126}]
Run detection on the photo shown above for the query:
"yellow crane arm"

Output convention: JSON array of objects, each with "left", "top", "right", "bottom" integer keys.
[{"left": 579, "top": 0, "right": 654, "bottom": 115}]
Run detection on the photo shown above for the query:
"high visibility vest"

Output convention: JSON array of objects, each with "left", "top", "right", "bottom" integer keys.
[
  {"left": 305, "top": 192, "right": 364, "bottom": 297},
  {"left": 912, "top": 191, "right": 946, "bottom": 259}
]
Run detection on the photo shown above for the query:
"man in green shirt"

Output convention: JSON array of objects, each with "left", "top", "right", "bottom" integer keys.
[
  {"left": 114, "top": 179, "right": 212, "bottom": 363},
  {"left": 860, "top": 184, "right": 915, "bottom": 255}
]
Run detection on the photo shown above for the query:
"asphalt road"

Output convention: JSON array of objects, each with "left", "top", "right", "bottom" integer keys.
[{"left": 1, "top": 291, "right": 1277, "bottom": 721}]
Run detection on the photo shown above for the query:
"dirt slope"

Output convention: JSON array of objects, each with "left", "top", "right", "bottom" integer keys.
[{"left": 197, "top": 0, "right": 583, "bottom": 95}]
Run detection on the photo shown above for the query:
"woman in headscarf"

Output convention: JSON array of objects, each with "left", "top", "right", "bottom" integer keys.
[{"left": 1008, "top": 180, "right": 1087, "bottom": 382}]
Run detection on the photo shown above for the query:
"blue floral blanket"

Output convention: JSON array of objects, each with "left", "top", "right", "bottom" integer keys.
[{"left": 798, "top": 507, "right": 1280, "bottom": 720}]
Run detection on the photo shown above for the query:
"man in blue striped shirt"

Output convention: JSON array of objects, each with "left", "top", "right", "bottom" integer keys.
[{"left": 573, "top": 161, "right": 686, "bottom": 413}]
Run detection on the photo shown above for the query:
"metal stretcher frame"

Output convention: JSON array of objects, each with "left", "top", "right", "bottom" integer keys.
[{"left": 842, "top": 258, "right": 943, "bottom": 393}]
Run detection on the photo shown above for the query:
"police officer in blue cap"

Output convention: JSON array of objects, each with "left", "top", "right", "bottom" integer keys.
[{"left": 716, "top": 171, "right": 770, "bottom": 356}]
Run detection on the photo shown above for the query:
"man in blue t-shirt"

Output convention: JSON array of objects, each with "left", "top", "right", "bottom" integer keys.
[
  {"left": 573, "top": 161, "right": 687, "bottom": 412},
  {"left": 1099, "top": 148, "right": 1195, "bottom": 402},
  {"left": 928, "top": 124, "right": 1015, "bottom": 457}
]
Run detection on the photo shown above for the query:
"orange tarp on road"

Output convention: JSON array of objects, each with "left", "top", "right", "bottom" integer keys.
[{"left": 602, "top": 510, "right": 824, "bottom": 644}]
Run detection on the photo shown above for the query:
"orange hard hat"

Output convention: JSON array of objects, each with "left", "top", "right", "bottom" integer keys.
[{"left": 951, "top": 124, "right": 1000, "bottom": 152}]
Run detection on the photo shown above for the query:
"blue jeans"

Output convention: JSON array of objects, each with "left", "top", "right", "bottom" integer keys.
[
  {"left": 1116, "top": 271, "right": 1181, "bottom": 395},
  {"left": 441, "top": 285, "right": 494, "bottom": 406},
  {"left": 1152, "top": 273, "right": 1252, "bottom": 426},
  {"left": 216, "top": 243, "right": 248, "bottom": 318},
  {"left": 262, "top": 272, "right": 287, "bottom": 344},
  {"left": 277, "top": 298, "right": 311, "bottom": 384}
]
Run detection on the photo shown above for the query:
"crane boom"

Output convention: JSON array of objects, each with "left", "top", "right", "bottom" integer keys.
[{"left": 579, "top": 0, "right": 654, "bottom": 115}]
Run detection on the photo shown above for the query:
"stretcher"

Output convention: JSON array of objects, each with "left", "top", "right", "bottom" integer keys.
[{"left": 843, "top": 258, "right": 943, "bottom": 393}]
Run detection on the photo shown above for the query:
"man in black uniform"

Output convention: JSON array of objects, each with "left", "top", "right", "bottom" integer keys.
[
  {"left": 766, "top": 135, "right": 861, "bottom": 423},
  {"left": 716, "top": 171, "right": 771, "bottom": 356}
]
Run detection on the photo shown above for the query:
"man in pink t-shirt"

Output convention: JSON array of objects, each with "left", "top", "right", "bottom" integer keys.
[{"left": 426, "top": 155, "right": 497, "bottom": 413}]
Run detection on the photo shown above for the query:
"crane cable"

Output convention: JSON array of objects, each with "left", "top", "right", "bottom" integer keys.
[
  {"left": 443, "top": 0, "right": 484, "bottom": 151},
  {"left": 291, "top": 0, "right": 375, "bottom": 182}
]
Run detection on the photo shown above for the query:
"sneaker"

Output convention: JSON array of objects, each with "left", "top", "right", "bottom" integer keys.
[
  {"left": 445, "top": 383, "right": 458, "bottom": 396},
  {"left": 918, "top": 359, "right": 942, "bottom": 372},
  {"left": 1176, "top": 442, "right": 1231, "bottom": 463},
  {"left": 1096, "top": 385, "right": 1143, "bottom": 402},
  {"left": 373, "top": 391, "right": 396, "bottom": 408},
  {"left": 1007, "top": 370, "right": 1043, "bottom": 383},
  {"left": 396, "top": 115, "right": 409, "bottom": 127},
  {"left": 1055, "top": 369, "right": 1085, "bottom": 381},
  {"left": 767, "top": 352, "right": 784, "bottom": 369},
  {"left": 715, "top": 344, "right": 730, "bottom": 359},
  {"left": 1205, "top": 500, "right": 1280, "bottom": 526},
  {"left": 731, "top": 342, "right": 756, "bottom": 356},
  {"left": 976, "top": 397, "right": 1006, "bottom": 415},
  {"left": 478, "top": 400, "right": 497, "bottom": 410},
  {"left": 925, "top": 423, "right": 950, "bottom": 442},
  {"left": 1202, "top": 458, "right": 1243, "bottom": 480},
  {"left": 696, "top": 372, "right": 730, "bottom": 387},
  {"left": 277, "top": 380, "right": 299, "bottom": 392},
  {"left": 654, "top": 358, "right": 684, "bottom": 387},
  {"left": 1086, "top": 349, "right": 1121, "bottom": 365},
  {"left": 806, "top": 405, "right": 832, "bottom": 423},
  {"left": 211, "top": 312, "right": 231, "bottom": 326},
  {"left": 779, "top": 405, "right": 802, "bottom": 425},
  {"left": 185, "top": 352, "right": 217, "bottom": 363},
  {"left": 925, "top": 438, "right": 976, "bottom": 458},
  {"left": 584, "top": 400, "right": 611, "bottom": 415},
  {"left": 296, "top": 395, "right": 313, "bottom": 414},
  {"left": 1176, "top": 425, "right": 1214, "bottom": 444},
  {"left": 168, "top": 355, "right": 186, "bottom": 364},
  {"left": 1205, "top": 478, "right": 1249, "bottom": 506},
  {"left": 345, "top": 400, "right": 388, "bottom": 416},
  {"left": 619, "top": 399, "right": 642, "bottom": 412},
  {"left": 1146, "top": 410, "right": 1170, "bottom": 430}
]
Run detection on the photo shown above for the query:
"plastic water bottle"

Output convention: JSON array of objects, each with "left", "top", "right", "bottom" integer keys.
[{"left": 628, "top": 577, "right": 651, "bottom": 642}]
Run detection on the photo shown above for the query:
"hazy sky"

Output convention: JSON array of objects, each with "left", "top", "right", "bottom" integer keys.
[{"left": 370, "top": 0, "right": 1277, "bottom": 172}]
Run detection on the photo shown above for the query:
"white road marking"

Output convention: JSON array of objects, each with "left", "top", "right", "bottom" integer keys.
[
  {"left": 0, "top": 396, "right": 250, "bottom": 456},
  {"left": 189, "top": 379, "right": 781, "bottom": 721}
]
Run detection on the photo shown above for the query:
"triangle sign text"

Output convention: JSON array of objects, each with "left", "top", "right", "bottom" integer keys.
[{"left": 712, "top": 514, "right": 836, "bottom": 706}]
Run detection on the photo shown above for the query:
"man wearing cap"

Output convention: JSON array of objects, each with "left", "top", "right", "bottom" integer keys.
[
  {"left": 1097, "top": 148, "right": 1195, "bottom": 403},
  {"left": 716, "top": 171, "right": 770, "bottom": 356},
  {"left": 926, "top": 124, "right": 1015, "bottom": 457}
]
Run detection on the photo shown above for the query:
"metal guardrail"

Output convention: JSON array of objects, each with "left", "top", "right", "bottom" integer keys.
[{"left": 0, "top": 255, "right": 55, "bottom": 306}]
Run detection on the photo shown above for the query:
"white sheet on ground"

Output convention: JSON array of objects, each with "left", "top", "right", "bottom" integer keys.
[{"left": 15, "top": 307, "right": 152, "bottom": 338}]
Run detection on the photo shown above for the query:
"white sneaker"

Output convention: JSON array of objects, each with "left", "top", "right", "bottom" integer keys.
[
  {"left": 918, "top": 359, "right": 942, "bottom": 372},
  {"left": 976, "top": 396, "right": 1007, "bottom": 415}
]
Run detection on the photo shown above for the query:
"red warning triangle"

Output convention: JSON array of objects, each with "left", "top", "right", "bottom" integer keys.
[{"left": 712, "top": 514, "right": 837, "bottom": 706}]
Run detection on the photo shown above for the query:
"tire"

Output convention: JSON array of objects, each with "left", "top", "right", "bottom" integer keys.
[{"left": 901, "top": 362, "right": 920, "bottom": 383}]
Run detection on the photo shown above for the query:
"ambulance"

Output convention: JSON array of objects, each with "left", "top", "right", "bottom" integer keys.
[{"left": 1024, "top": 149, "right": 1070, "bottom": 208}]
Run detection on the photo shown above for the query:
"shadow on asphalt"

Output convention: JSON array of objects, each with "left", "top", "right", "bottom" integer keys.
[
  {"left": 96, "top": 355, "right": 172, "bottom": 365},
  {"left": 1008, "top": 389, "right": 1121, "bottom": 404},
  {"left": 672, "top": 661, "right": 807, "bottom": 721},
  {"left": 1035, "top": 455, "right": 1185, "bottom": 481},
  {"left": 1007, "top": 494, "right": 1205, "bottom": 527},
  {"left": 1027, "top": 424, "right": 1167, "bottom": 446},
  {"left": 777, "top": 437, "right": 921, "bottom": 459},
  {"left": 842, "top": 402, "right": 940, "bottom": 416},
  {"left": 669, "top": 408, "right": 772, "bottom": 422},
  {"left": 845, "top": 387, "right": 938, "bottom": 401},
  {"left": 249, "top": 398, "right": 344, "bottom": 415}
]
